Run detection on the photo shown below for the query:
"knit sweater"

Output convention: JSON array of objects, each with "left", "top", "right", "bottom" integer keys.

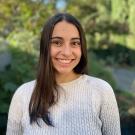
[{"left": 6, "top": 74, "right": 121, "bottom": 135}]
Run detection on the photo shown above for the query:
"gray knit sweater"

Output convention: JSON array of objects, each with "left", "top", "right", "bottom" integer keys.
[{"left": 6, "top": 74, "right": 121, "bottom": 135}]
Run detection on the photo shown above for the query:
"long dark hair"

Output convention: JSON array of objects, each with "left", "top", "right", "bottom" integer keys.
[{"left": 29, "top": 13, "right": 88, "bottom": 126}]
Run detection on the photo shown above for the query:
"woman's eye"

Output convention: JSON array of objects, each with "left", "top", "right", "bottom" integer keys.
[
  {"left": 71, "top": 41, "right": 81, "bottom": 47},
  {"left": 51, "top": 40, "right": 62, "bottom": 46}
]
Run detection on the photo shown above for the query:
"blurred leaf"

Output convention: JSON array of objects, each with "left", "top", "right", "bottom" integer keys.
[{"left": 4, "top": 82, "right": 17, "bottom": 92}]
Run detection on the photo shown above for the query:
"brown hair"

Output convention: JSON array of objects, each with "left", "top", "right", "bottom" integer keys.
[{"left": 29, "top": 13, "right": 88, "bottom": 126}]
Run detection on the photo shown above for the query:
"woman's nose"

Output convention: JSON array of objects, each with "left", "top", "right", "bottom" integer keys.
[{"left": 61, "top": 44, "right": 72, "bottom": 56}]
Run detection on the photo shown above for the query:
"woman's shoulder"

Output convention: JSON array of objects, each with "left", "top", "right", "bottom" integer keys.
[
  {"left": 84, "top": 74, "right": 113, "bottom": 93},
  {"left": 84, "top": 75, "right": 116, "bottom": 102},
  {"left": 12, "top": 80, "right": 36, "bottom": 99}
]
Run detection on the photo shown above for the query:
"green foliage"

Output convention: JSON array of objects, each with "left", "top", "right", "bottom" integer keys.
[
  {"left": 87, "top": 51, "right": 116, "bottom": 89},
  {"left": 7, "top": 29, "right": 39, "bottom": 55},
  {"left": 127, "top": 0, "right": 135, "bottom": 50},
  {"left": 126, "top": 35, "right": 135, "bottom": 50},
  {"left": 111, "top": 0, "right": 128, "bottom": 22},
  {"left": 110, "top": 34, "right": 126, "bottom": 45},
  {"left": 116, "top": 90, "right": 135, "bottom": 117},
  {"left": 92, "top": 45, "right": 135, "bottom": 66},
  {"left": 128, "top": 0, "right": 135, "bottom": 34},
  {"left": 0, "top": 37, "right": 38, "bottom": 113},
  {"left": 0, "top": 0, "right": 58, "bottom": 37}
]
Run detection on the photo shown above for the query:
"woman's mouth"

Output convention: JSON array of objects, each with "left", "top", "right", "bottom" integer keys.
[{"left": 57, "top": 58, "right": 74, "bottom": 64}]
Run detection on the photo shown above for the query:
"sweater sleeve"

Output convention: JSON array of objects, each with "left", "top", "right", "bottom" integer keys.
[
  {"left": 6, "top": 85, "right": 24, "bottom": 135},
  {"left": 100, "top": 82, "right": 121, "bottom": 135}
]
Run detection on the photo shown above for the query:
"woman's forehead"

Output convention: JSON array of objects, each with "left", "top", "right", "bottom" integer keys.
[{"left": 52, "top": 21, "right": 80, "bottom": 38}]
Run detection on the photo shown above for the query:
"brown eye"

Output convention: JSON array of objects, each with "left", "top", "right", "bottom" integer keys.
[
  {"left": 51, "top": 40, "right": 62, "bottom": 47},
  {"left": 71, "top": 41, "right": 81, "bottom": 47}
]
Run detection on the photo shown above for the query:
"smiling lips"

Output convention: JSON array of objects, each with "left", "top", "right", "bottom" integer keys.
[{"left": 56, "top": 58, "right": 74, "bottom": 64}]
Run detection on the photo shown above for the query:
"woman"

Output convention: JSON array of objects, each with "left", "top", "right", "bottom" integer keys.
[{"left": 6, "top": 13, "right": 121, "bottom": 135}]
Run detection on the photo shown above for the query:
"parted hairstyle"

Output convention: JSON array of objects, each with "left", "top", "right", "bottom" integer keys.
[{"left": 29, "top": 13, "right": 88, "bottom": 126}]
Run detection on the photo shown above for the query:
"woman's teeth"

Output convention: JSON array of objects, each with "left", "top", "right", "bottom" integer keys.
[{"left": 58, "top": 59, "right": 72, "bottom": 64}]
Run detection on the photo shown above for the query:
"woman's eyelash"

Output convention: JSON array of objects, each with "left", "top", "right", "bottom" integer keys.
[
  {"left": 50, "top": 40, "right": 81, "bottom": 46},
  {"left": 51, "top": 40, "right": 61, "bottom": 44},
  {"left": 72, "top": 41, "right": 81, "bottom": 45},
  {"left": 51, "top": 40, "right": 63, "bottom": 47}
]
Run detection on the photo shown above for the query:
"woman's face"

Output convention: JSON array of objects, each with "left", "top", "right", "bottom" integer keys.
[{"left": 50, "top": 21, "right": 82, "bottom": 76}]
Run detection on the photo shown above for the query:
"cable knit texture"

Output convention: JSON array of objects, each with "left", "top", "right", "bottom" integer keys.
[{"left": 6, "top": 74, "right": 121, "bottom": 135}]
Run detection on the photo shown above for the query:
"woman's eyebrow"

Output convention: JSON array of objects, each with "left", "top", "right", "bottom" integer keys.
[
  {"left": 71, "top": 38, "right": 80, "bottom": 40},
  {"left": 50, "top": 37, "right": 80, "bottom": 40},
  {"left": 51, "top": 37, "right": 63, "bottom": 40}
]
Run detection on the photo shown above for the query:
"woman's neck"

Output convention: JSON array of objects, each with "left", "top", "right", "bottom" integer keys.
[{"left": 56, "top": 72, "right": 81, "bottom": 84}]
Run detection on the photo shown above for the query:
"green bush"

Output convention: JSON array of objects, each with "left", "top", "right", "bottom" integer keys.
[
  {"left": 87, "top": 51, "right": 116, "bottom": 89},
  {"left": 91, "top": 44, "right": 135, "bottom": 66},
  {"left": 0, "top": 31, "right": 39, "bottom": 113},
  {"left": 0, "top": 45, "right": 37, "bottom": 113}
]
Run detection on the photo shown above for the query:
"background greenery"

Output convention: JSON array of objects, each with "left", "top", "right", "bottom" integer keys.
[{"left": 0, "top": 0, "right": 135, "bottom": 134}]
